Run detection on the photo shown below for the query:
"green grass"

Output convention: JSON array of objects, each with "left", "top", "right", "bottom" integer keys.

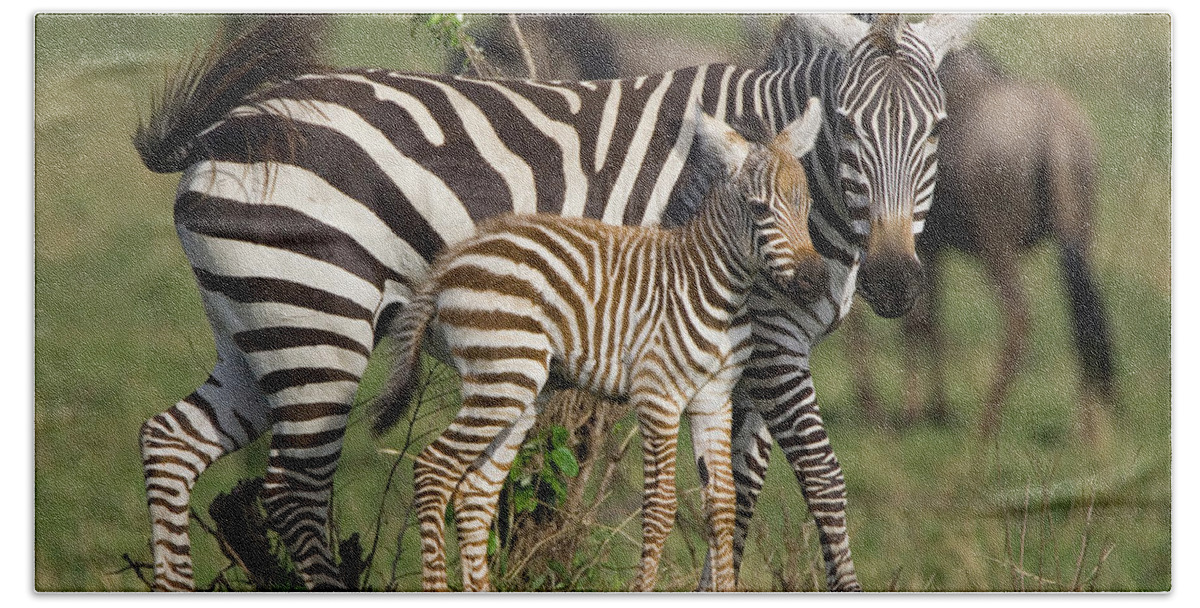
[{"left": 33, "top": 13, "right": 1170, "bottom": 592}]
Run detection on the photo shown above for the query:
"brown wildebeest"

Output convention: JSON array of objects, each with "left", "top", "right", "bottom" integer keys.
[{"left": 849, "top": 44, "right": 1117, "bottom": 438}]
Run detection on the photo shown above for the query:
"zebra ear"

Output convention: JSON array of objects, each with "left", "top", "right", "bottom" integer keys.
[
  {"left": 792, "top": 13, "right": 871, "bottom": 52},
  {"left": 775, "top": 97, "right": 824, "bottom": 160},
  {"left": 690, "top": 102, "right": 751, "bottom": 173},
  {"left": 910, "top": 14, "right": 980, "bottom": 66}
]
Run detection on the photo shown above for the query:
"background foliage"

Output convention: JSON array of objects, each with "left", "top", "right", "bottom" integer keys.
[{"left": 34, "top": 13, "right": 1169, "bottom": 591}]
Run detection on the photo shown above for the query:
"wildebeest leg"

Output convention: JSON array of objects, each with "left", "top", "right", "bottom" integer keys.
[
  {"left": 901, "top": 248, "right": 949, "bottom": 424},
  {"left": 979, "top": 246, "right": 1029, "bottom": 437},
  {"left": 845, "top": 306, "right": 885, "bottom": 426}
]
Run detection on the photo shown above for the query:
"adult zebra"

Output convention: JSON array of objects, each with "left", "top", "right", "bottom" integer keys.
[{"left": 134, "top": 14, "right": 975, "bottom": 591}]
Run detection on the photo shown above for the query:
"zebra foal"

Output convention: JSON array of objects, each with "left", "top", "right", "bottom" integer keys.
[{"left": 372, "top": 100, "right": 827, "bottom": 592}]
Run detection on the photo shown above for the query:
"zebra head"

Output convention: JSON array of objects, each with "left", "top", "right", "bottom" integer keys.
[
  {"left": 693, "top": 98, "right": 828, "bottom": 304},
  {"left": 802, "top": 13, "right": 977, "bottom": 318}
]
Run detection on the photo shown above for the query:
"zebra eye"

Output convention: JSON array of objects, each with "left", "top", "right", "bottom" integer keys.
[{"left": 926, "top": 119, "right": 942, "bottom": 144}]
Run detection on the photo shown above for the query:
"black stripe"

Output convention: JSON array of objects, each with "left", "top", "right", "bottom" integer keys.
[
  {"left": 233, "top": 326, "right": 372, "bottom": 358},
  {"left": 193, "top": 269, "right": 373, "bottom": 321},
  {"left": 258, "top": 367, "right": 361, "bottom": 395},
  {"left": 175, "top": 192, "right": 400, "bottom": 289}
]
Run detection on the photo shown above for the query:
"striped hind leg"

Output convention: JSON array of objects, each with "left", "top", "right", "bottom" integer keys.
[
  {"left": 205, "top": 306, "right": 374, "bottom": 591},
  {"left": 454, "top": 403, "right": 539, "bottom": 591},
  {"left": 140, "top": 336, "right": 270, "bottom": 591},
  {"left": 630, "top": 386, "right": 684, "bottom": 591},
  {"left": 414, "top": 341, "right": 550, "bottom": 591}
]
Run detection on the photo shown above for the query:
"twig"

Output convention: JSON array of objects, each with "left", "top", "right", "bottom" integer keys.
[
  {"left": 1071, "top": 489, "right": 1097, "bottom": 591},
  {"left": 507, "top": 14, "right": 538, "bottom": 79},
  {"left": 117, "top": 554, "right": 155, "bottom": 589}
]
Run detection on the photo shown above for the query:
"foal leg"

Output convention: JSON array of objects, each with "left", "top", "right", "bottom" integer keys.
[
  {"left": 630, "top": 387, "right": 684, "bottom": 591},
  {"left": 687, "top": 378, "right": 738, "bottom": 591},
  {"left": 454, "top": 403, "right": 540, "bottom": 591},
  {"left": 414, "top": 343, "right": 550, "bottom": 591},
  {"left": 697, "top": 399, "right": 772, "bottom": 590}
]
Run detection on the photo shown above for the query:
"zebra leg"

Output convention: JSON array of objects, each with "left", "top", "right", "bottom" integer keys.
[
  {"left": 140, "top": 343, "right": 270, "bottom": 591},
  {"left": 697, "top": 400, "right": 772, "bottom": 590},
  {"left": 757, "top": 372, "right": 860, "bottom": 591},
  {"left": 253, "top": 328, "right": 372, "bottom": 591},
  {"left": 414, "top": 345, "right": 550, "bottom": 591},
  {"left": 631, "top": 398, "right": 683, "bottom": 592},
  {"left": 454, "top": 404, "right": 540, "bottom": 591},
  {"left": 687, "top": 386, "right": 737, "bottom": 591}
]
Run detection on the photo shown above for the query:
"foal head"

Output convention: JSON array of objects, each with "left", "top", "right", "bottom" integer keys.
[{"left": 693, "top": 98, "right": 829, "bottom": 304}]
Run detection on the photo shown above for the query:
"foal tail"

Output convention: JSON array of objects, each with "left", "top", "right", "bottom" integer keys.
[{"left": 371, "top": 287, "right": 439, "bottom": 436}]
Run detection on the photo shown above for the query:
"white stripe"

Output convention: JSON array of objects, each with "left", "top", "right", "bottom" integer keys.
[
  {"left": 181, "top": 160, "right": 430, "bottom": 283},
  {"left": 222, "top": 97, "right": 477, "bottom": 245},
  {"left": 399, "top": 75, "right": 540, "bottom": 215},
  {"left": 733, "top": 69, "right": 753, "bottom": 118},
  {"left": 601, "top": 72, "right": 675, "bottom": 225},
  {"left": 642, "top": 66, "right": 710, "bottom": 226},
  {"left": 244, "top": 344, "right": 370, "bottom": 378},
  {"left": 181, "top": 229, "right": 382, "bottom": 312},
  {"left": 713, "top": 65, "right": 738, "bottom": 124},
  {"left": 202, "top": 297, "right": 373, "bottom": 349},
  {"left": 300, "top": 73, "right": 445, "bottom": 146},
  {"left": 594, "top": 80, "right": 623, "bottom": 173},
  {"left": 521, "top": 79, "right": 583, "bottom": 113},
  {"left": 468, "top": 80, "right": 591, "bottom": 218}
]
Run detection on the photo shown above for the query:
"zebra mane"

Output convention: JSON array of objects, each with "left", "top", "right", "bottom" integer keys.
[
  {"left": 763, "top": 16, "right": 822, "bottom": 72},
  {"left": 133, "top": 16, "right": 326, "bottom": 174}
]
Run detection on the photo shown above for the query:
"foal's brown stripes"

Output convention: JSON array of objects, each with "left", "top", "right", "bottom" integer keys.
[{"left": 373, "top": 102, "right": 826, "bottom": 592}]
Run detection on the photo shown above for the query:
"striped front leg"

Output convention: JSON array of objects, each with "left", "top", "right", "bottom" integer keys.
[
  {"left": 688, "top": 389, "right": 737, "bottom": 592},
  {"left": 746, "top": 360, "right": 860, "bottom": 591}
]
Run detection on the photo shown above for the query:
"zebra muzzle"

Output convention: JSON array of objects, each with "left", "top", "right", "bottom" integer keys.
[{"left": 787, "top": 254, "right": 830, "bottom": 305}]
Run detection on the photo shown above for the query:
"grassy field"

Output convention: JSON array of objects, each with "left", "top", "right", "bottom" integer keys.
[{"left": 33, "top": 13, "right": 1170, "bottom": 592}]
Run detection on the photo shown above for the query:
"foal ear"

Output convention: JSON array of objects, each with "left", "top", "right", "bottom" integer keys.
[
  {"left": 690, "top": 101, "right": 751, "bottom": 173},
  {"left": 774, "top": 97, "right": 824, "bottom": 160},
  {"left": 910, "top": 14, "right": 980, "bottom": 67}
]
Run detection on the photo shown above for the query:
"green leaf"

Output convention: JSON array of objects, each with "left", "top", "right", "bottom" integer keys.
[
  {"left": 513, "top": 488, "right": 538, "bottom": 514},
  {"left": 546, "top": 474, "right": 567, "bottom": 504},
  {"left": 550, "top": 446, "right": 580, "bottom": 477},
  {"left": 487, "top": 528, "right": 499, "bottom": 557},
  {"left": 551, "top": 425, "right": 570, "bottom": 449}
]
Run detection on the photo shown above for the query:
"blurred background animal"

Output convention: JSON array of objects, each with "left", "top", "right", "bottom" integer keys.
[{"left": 845, "top": 44, "right": 1117, "bottom": 438}]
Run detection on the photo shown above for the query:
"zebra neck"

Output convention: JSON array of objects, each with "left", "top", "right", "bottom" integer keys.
[{"left": 724, "top": 54, "right": 862, "bottom": 271}]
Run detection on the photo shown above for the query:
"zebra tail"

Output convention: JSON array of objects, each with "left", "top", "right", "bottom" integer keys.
[
  {"left": 370, "top": 288, "right": 438, "bottom": 436},
  {"left": 132, "top": 16, "right": 324, "bottom": 174},
  {"left": 1058, "top": 241, "right": 1116, "bottom": 402}
]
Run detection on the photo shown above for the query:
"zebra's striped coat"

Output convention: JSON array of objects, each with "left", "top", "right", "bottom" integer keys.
[
  {"left": 136, "top": 14, "right": 977, "bottom": 591},
  {"left": 372, "top": 101, "right": 827, "bottom": 591}
]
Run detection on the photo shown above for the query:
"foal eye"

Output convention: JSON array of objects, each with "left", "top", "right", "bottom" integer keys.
[{"left": 926, "top": 119, "right": 942, "bottom": 144}]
